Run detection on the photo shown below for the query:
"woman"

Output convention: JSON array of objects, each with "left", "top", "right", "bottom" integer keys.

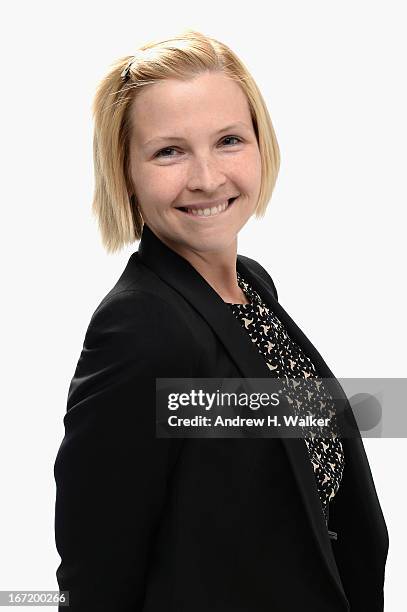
[{"left": 54, "top": 30, "right": 388, "bottom": 611}]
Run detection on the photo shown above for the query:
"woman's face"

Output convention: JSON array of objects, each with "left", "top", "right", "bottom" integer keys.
[{"left": 128, "top": 71, "right": 262, "bottom": 256}]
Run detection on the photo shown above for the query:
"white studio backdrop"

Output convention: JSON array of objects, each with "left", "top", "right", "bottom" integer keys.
[{"left": 1, "top": 1, "right": 405, "bottom": 609}]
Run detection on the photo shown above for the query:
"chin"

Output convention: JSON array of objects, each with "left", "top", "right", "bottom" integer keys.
[
  {"left": 155, "top": 221, "right": 238, "bottom": 255},
  {"left": 182, "top": 233, "right": 236, "bottom": 254}
]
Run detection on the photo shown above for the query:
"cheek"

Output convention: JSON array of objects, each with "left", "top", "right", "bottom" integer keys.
[
  {"left": 137, "top": 166, "right": 183, "bottom": 203},
  {"left": 234, "top": 149, "right": 262, "bottom": 189}
]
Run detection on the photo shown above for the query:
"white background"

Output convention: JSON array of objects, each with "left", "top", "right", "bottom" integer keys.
[{"left": 1, "top": 1, "right": 405, "bottom": 609}]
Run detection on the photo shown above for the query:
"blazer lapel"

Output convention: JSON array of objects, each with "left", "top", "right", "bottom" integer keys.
[{"left": 137, "top": 224, "right": 349, "bottom": 606}]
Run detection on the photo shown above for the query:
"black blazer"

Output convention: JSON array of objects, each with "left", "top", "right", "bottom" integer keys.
[{"left": 54, "top": 223, "right": 389, "bottom": 612}]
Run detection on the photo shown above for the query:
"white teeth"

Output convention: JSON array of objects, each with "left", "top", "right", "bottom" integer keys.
[{"left": 186, "top": 200, "right": 230, "bottom": 216}]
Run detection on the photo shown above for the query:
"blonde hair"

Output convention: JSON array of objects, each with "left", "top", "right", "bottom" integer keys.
[{"left": 92, "top": 29, "right": 280, "bottom": 253}]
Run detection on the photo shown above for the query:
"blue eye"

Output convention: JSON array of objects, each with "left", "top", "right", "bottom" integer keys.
[
  {"left": 155, "top": 147, "right": 177, "bottom": 158},
  {"left": 154, "top": 135, "right": 242, "bottom": 158},
  {"left": 222, "top": 136, "right": 241, "bottom": 146}
]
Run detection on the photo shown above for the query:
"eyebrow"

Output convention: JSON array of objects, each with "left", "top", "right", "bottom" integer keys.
[{"left": 143, "top": 121, "right": 251, "bottom": 147}]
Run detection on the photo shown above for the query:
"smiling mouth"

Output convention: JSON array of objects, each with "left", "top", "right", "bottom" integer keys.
[{"left": 176, "top": 197, "right": 238, "bottom": 218}]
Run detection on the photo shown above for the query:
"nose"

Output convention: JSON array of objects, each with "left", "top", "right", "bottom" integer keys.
[{"left": 186, "top": 154, "right": 227, "bottom": 193}]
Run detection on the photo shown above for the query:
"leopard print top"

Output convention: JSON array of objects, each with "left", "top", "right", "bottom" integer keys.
[{"left": 226, "top": 271, "right": 345, "bottom": 526}]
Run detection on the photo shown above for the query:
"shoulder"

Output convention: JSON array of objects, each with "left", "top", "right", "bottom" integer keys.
[
  {"left": 68, "top": 289, "right": 200, "bottom": 410},
  {"left": 237, "top": 255, "right": 279, "bottom": 301},
  {"left": 89, "top": 288, "right": 185, "bottom": 336},
  {"left": 86, "top": 288, "right": 198, "bottom": 360}
]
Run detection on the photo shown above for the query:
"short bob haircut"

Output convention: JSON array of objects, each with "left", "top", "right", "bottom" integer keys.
[{"left": 92, "top": 29, "right": 280, "bottom": 253}]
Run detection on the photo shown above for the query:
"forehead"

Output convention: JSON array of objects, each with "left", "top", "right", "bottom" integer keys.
[{"left": 129, "top": 72, "right": 252, "bottom": 142}]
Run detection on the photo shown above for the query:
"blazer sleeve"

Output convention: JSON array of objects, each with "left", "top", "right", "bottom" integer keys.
[{"left": 54, "top": 290, "right": 198, "bottom": 611}]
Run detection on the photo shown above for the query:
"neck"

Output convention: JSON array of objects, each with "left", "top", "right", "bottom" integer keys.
[{"left": 158, "top": 235, "right": 247, "bottom": 303}]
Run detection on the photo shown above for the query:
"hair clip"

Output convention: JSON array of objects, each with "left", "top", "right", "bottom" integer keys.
[{"left": 120, "top": 58, "right": 134, "bottom": 81}]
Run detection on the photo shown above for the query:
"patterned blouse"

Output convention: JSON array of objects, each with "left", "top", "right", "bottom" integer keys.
[{"left": 226, "top": 270, "right": 345, "bottom": 526}]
